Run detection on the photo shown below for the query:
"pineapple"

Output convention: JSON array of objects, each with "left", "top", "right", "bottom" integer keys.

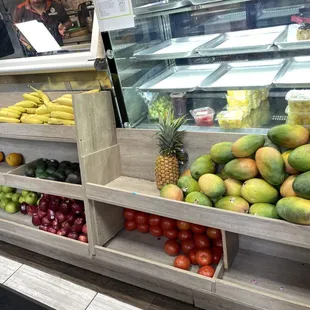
[{"left": 155, "top": 110, "right": 186, "bottom": 189}]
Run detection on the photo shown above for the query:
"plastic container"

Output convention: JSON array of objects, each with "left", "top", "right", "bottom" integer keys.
[
  {"left": 190, "top": 107, "right": 215, "bottom": 126},
  {"left": 147, "top": 95, "right": 172, "bottom": 120},
  {"left": 285, "top": 90, "right": 310, "bottom": 113},
  {"left": 170, "top": 92, "right": 187, "bottom": 118},
  {"left": 217, "top": 110, "right": 249, "bottom": 129},
  {"left": 285, "top": 105, "right": 310, "bottom": 125},
  {"left": 226, "top": 89, "right": 268, "bottom": 110}
]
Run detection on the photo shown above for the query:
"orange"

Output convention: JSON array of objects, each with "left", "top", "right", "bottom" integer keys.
[{"left": 6, "top": 153, "right": 23, "bottom": 167}]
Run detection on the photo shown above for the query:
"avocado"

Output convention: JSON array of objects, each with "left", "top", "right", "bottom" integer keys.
[
  {"left": 54, "top": 170, "right": 66, "bottom": 182},
  {"left": 36, "top": 172, "right": 48, "bottom": 179},
  {"left": 65, "top": 166, "right": 75, "bottom": 176},
  {"left": 25, "top": 167, "right": 35, "bottom": 177},
  {"left": 65, "top": 173, "right": 81, "bottom": 184},
  {"left": 71, "top": 163, "right": 80, "bottom": 170},
  {"left": 59, "top": 161, "right": 71, "bottom": 167},
  {"left": 35, "top": 166, "right": 46, "bottom": 175},
  {"left": 46, "top": 166, "right": 57, "bottom": 175},
  {"left": 47, "top": 159, "right": 59, "bottom": 169},
  {"left": 36, "top": 161, "right": 47, "bottom": 170}
]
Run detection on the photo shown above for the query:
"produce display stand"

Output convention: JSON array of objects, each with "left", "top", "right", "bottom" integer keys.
[{"left": 1, "top": 92, "right": 310, "bottom": 310}]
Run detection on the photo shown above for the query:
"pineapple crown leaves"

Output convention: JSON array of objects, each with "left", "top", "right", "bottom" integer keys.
[{"left": 156, "top": 108, "right": 186, "bottom": 156}]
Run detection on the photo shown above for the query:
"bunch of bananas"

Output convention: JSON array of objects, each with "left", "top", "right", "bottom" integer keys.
[{"left": 0, "top": 88, "right": 100, "bottom": 125}]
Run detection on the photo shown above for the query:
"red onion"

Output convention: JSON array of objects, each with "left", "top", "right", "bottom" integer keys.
[
  {"left": 37, "top": 209, "right": 47, "bottom": 219},
  {"left": 27, "top": 205, "right": 38, "bottom": 216},
  {"left": 39, "top": 225, "right": 49, "bottom": 232},
  {"left": 47, "top": 227, "right": 57, "bottom": 234},
  {"left": 57, "top": 228, "right": 69, "bottom": 236},
  {"left": 78, "top": 234, "right": 88, "bottom": 243},
  {"left": 71, "top": 202, "right": 84, "bottom": 215},
  {"left": 38, "top": 199, "right": 48, "bottom": 212},
  {"left": 67, "top": 232, "right": 78, "bottom": 240},
  {"left": 32, "top": 213, "right": 41, "bottom": 226},
  {"left": 82, "top": 224, "right": 87, "bottom": 235},
  {"left": 74, "top": 217, "right": 84, "bottom": 226},
  {"left": 59, "top": 200, "right": 71, "bottom": 215},
  {"left": 71, "top": 224, "right": 83, "bottom": 233},
  {"left": 49, "top": 198, "right": 60, "bottom": 211},
  {"left": 42, "top": 216, "right": 52, "bottom": 226},
  {"left": 61, "top": 221, "right": 71, "bottom": 230},
  {"left": 55, "top": 211, "right": 66, "bottom": 224},
  {"left": 47, "top": 209, "right": 55, "bottom": 220},
  {"left": 66, "top": 212, "right": 75, "bottom": 224},
  {"left": 20, "top": 203, "right": 28, "bottom": 215}
]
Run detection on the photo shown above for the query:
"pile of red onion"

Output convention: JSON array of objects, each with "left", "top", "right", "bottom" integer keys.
[{"left": 21, "top": 194, "right": 88, "bottom": 243}]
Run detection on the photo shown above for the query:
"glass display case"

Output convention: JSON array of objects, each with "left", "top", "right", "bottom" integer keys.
[{"left": 107, "top": 0, "right": 310, "bottom": 132}]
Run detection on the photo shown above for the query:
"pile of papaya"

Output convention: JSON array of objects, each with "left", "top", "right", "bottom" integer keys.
[{"left": 160, "top": 124, "right": 310, "bottom": 225}]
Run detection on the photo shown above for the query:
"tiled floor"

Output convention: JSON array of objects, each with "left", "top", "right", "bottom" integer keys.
[{"left": 0, "top": 241, "right": 199, "bottom": 310}]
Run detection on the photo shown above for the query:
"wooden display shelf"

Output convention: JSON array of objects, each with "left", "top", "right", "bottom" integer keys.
[
  {"left": 0, "top": 124, "right": 76, "bottom": 143},
  {"left": 0, "top": 210, "right": 89, "bottom": 257},
  {"left": 94, "top": 228, "right": 222, "bottom": 293},
  {"left": 0, "top": 162, "right": 16, "bottom": 183},
  {"left": 4, "top": 163, "right": 83, "bottom": 200},
  {"left": 86, "top": 176, "right": 310, "bottom": 250}
]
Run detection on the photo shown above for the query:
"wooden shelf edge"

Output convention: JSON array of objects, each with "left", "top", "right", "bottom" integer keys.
[
  {"left": 0, "top": 124, "right": 76, "bottom": 143},
  {"left": 86, "top": 178, "right": 310, "bottom": 250}
]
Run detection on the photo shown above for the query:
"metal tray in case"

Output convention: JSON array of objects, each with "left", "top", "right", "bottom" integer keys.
[
  {"left": 134, "top": 0, "right": 189, "bottom": 15},
  {"left": 197, "top": 26, "right": 286, "bottom": 56},
  {"left": 199, "top": 59, "right": 286, "bottom": 91},
  {"left": 189, "top": 0, "right": 220, "bottom": 6},
  {"left": 134, "top": 34, "right": 220, "bottom": 59},
  {"left": 139, "top": 64, "right": 222, "bottom": 92},
  {"left": 274, "top": 57, "right": 310, "bottom": 88},
  {"left": 275, "top": 26, "right": 310, "bottom": 51}
]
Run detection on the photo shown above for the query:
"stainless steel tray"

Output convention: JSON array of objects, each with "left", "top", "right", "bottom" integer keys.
[
  {"left": 203, "top": 11, "right": 246, "bottom": 26},
  {"left": 134, "top": 34, "right": 220, "bottom": 59},
  {"left": 199, "top": 59, "right": 286, "bottom": 91},
  {"left": 274, "top": 57, "right": 310, "bottom": 88},
  {"left": 189, "top": 0, "right": 220, "bottom": 6},
  {"left": 275, "top": 25, "right": 310, "bottom": 51},
  {"left": 139, "top": 64, "right": 222, "bottom": 92},
  {"left": 133, "top": 0, "right": 189, "bottom": 15},
  {"left": 197, "top": 26, "right": 286, "bottom": 56},
  {"left": 257, "top": 5, "right": 304, "bottom": 20}
]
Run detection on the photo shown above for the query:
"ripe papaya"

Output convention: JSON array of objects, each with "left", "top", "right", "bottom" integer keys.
[
  {"left": 267, "top": 124, "right": 309, "bottom": 149},
  {"left": 241, "top": 178, "right": 278, "bottom": 204},
  {"left": 280, "top": 175, "right": 298, "bottom": 198},
  {"left": 255, "top": 147, "right": 285, "bottom": 186},
  {"left": 224, "top": 158, "right": 258, "bottom": 181},
  {"left": 224, "top": 178, "right": 242, "bottom": 196},
  {"left": 288, "top": 145, "right": 310, "bottom": 172},
  {"left": 282, "top": 150, "right": 299, "bottom": 174},
  {"left": 215, "top": 196, "right": 249, "bottom": 213},
  {"left": 232, "top": 135, "right": 265, "bottom": 158},
  {"left": 276, "top": 197, "right": 310, "bottom": 225},
  {"left": 190, "top": 155, "right": 215, "bottom": 180},
  {"left": 293, "top": 171, "right": 310, "bottom": 199},
  {"left": 198, "top": 174, "right": 226, "bottom": 199},
  {"left": 210, "top": 142, "right": 235, "bottom": 164}
]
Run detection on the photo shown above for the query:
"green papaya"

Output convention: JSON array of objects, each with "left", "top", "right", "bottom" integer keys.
[
  {"left": 232, "top": 135, "right": 265, "bottom": 158},
  {"left": 215, "top": 196, "right": 249, "bottom": 213},
  {"left": 267, "top": 124, "right": 309, "bottom": 149},
  {"left": 224, "top": 178, "right": 242, "bottom": 196},
  {"left": 177, "top": 176, "right": 200, "bottom": 196},
  {"left": 185, "top": 191, "right": 213, "bottom": 207},
  {"left": 190, "top": 155, "right": 215, "bottom": 180},
  {"left": 282, "top": 150, "right": 299, "bottom": 174},
  {"left": 276, "top": 197, "right": 310, "bottom": 225},
  {"left": 224, "top": 158, "right": 258, "bottom": 181},
  {"left": 288, "top": 145, "right": 310, "bottom": 172},
  {"left": 241, "top": 178, "right": 278, "bottom": 204},
  {"left": 293, "top": 171, "right": 310, "bottom": 199},
  {"left": 255, "top": 147, "right": 285, "bottom": 186},
  {"left": 210, "top": 142, "right": 235, "bottom": 164},
  {"left": 250, "top": 203, "right": 279, "bottom": 219},
  {"left": 198, "top": 174, "right": 226, "bottom": 199}
]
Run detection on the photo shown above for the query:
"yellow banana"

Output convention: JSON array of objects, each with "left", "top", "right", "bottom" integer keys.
[
  {"left": 82, "top": 89, "right": 100, "bottom": 94},
  {"left": 15, "top": 101, "right": 37, "bottom": 108},
  {"left": 21, "top": 115, "right": 43, "bottom": 124},
  {"left": 0, "top": 110, "right": 20, "bottom": 119},
  {"left": 1, "top": 108, "right": 21, "bottom": 116},
  {"left": 29, "top": 86, "right": 50, "bottom": 105},
  {"left": 48, "top": 118, "right": 75, "bottom": 125},
  {"left": 33, "top": 114, "right": 49, "bottom": 122},
  {"left": 8, "top": 106, "right": 26, "bottom": 113},
  {"left": 25, "top": 108, "right": 37, "bottom": 114},
  {"left": 36, "top": 105, "right": 49, "bottom": 114},
  {"left": 63, "top": 94, "right": 72, "bottom": 99},
  {"left": 22, "top": 94, "right": 43, "bottom": 104},
  {"left": 49, "top": 105, "right": 73, "bottom": 114},
  {"left": 0, "top": 117, "right": 20, "bottom": 123},
  {"left": 51, "top": 111, "right": 74, "bottom": 120},
  {"left": 29, "top": 92, "right": 41, "bottom": 98},
  {"left": 52, "top": 97, "right": 72, "bottom": 106}
]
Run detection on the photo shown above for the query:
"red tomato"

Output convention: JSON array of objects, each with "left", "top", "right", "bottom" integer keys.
[
  {"left": 135, "top": 212, "right": 148, "bottom": 224},
  {"left": 148, "top": 214, "right": 161, "bottom": 226},
  {"left": 164, "top": 240, "right": 181, "bottom": 256},
  {"left": 191, "top": 224, "right": 206, "bottom": 234},
  {"left": 124, "top": 220, "right": 136, "bottom": 231},
  {"left": 161, "top": 218, "right": 176, "bottom": 230},
  {"left": 137, "top": 223, "right": 149, "bottom": 233},
  {"left": 194, "top": 234, "right": 211, "bottom": 249},
  {"left": 174, "top": 255, "right": 191, "bottom": 271},
  {"left": 212, "top": 246, "right": 223, "bottom": 265},
  {"left": 163, "top": 229, "right": 179, "bottom": 240},
  {"left": 176, "top": 220, "right": 191, "bottom": 231},
  {"left": 178, "top": 230, "right": 193, "bottom": 241},
  {"left": 207, "top": 228, "right": 222, "bottom": 240},
  {"left": 181, "top": 239, "right": 196, "bottom": 254},
  {"left": 149, "top": 226, "right": 163, "bottom": 237},
  {"left": 198, "top": 266, "right": 215, "bottom": 278},
  {"left": 123, "top": 208, "right": 136, "bottom": 220},
  {"left": 213, "top": 238, "right": 223, "bottom": 248},
  {"left": 189, "top": 249, "right": 197, "bottom": 265},
  {"left": 196, "top": 248, "right": 213, "bottom": 266}
]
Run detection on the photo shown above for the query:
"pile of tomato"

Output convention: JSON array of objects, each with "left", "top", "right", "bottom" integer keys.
[{"left": 124, "top": 208, "right": 223, "bottom": 277}]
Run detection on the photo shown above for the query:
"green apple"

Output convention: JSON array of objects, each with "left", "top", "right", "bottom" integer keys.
[
  {"left": 1, "top": 198, "right": 10, "bottom": 209},
  {"left": 11, "top": 193, "right": 21, "bottom": 203},
  {"left": 0, "top": 192, "right": 5, "bottom": 200},
  {"left": 25, "top": 192, "right": 38, "bottom": 205},
  {"left": 2, "top": 186, "right": 15, "bottom": 194},
  {"left": 21, "top": 190, "right": 30, "bottom": 197},
  {"left": 5, "top": 201, "right": 19, "bottom": 214},
  {"left": 5, "top": 193, "right": 13, "bottom": 199},
  {"left": 19, "top": 196, "right": 25, "bottom": 204}
]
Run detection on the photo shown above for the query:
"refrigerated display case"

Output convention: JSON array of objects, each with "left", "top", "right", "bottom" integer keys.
[{"left": 106, "top": 0, "right": 310, "bottom": 131}]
